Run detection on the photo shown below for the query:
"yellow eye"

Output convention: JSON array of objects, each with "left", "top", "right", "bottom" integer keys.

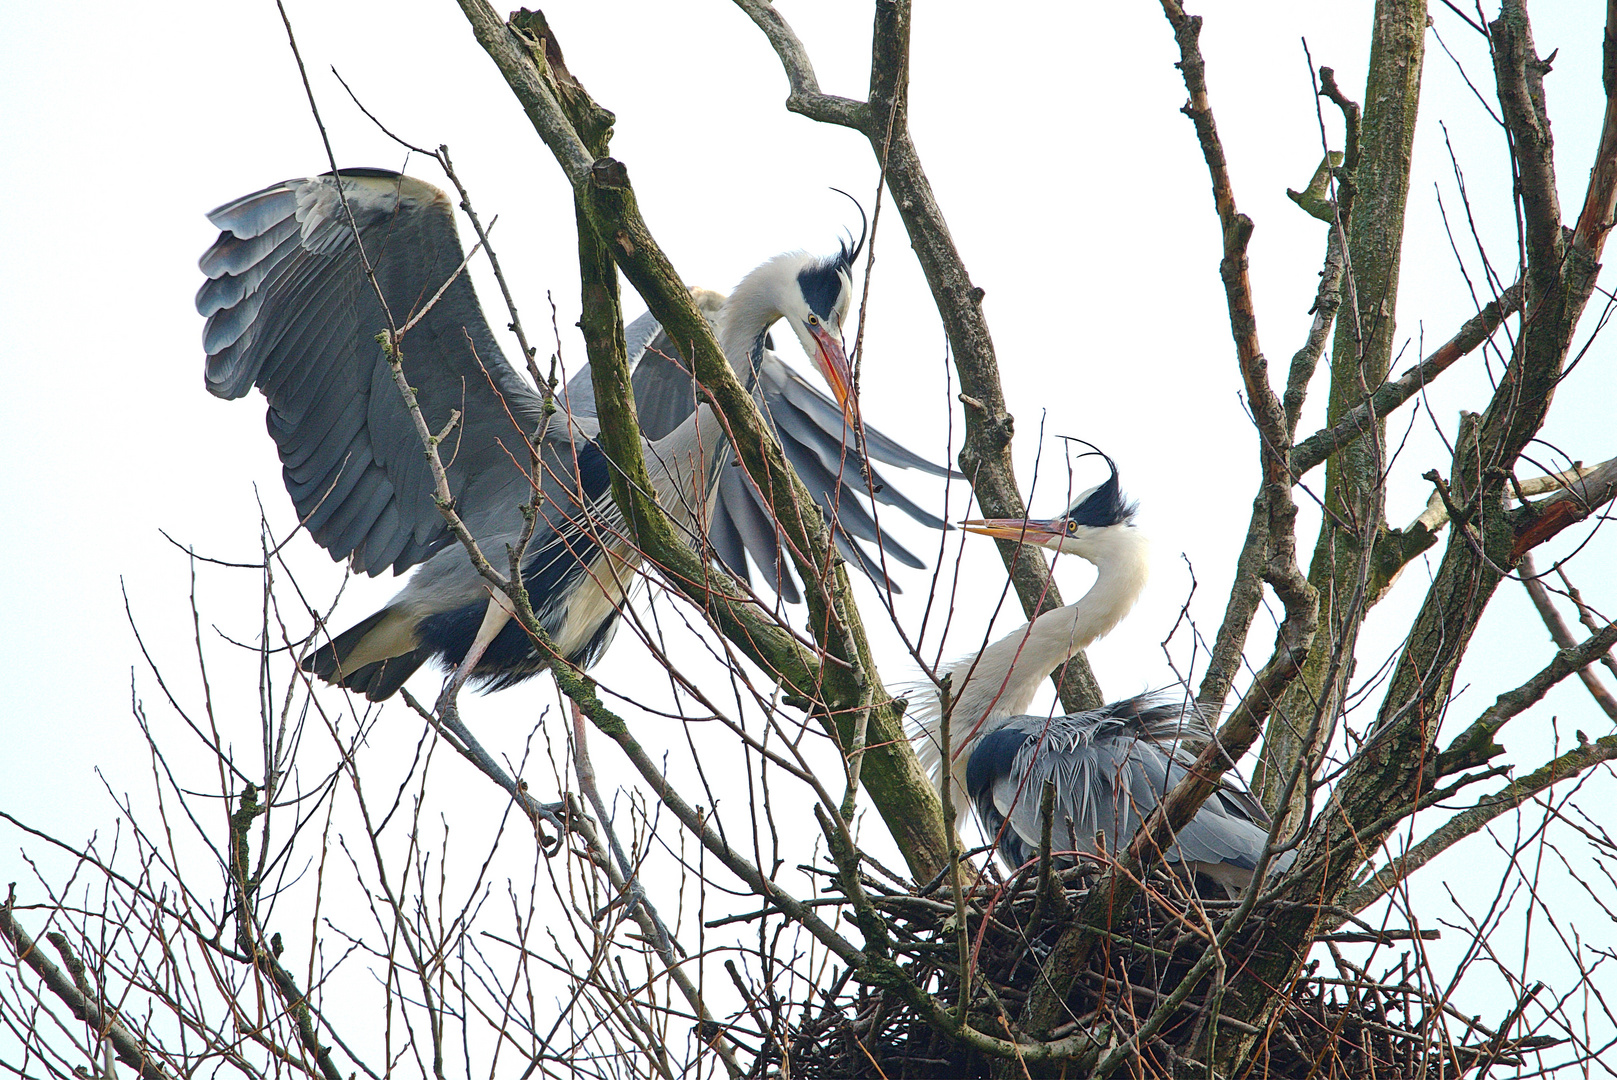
[
  {"left": 808, "top": 315, "right": 820, "bottom": 326},
  {"left": 1066, "top": 520, "right": 1078, "bottom": 534}
]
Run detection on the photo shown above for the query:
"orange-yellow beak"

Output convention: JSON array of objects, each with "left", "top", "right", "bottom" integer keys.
[
  {"left": 960, "top": 516, "right": 1068, "bottom": 546},
  {"left": 809, "top": 323, "right": 855, "bottom": 419}
]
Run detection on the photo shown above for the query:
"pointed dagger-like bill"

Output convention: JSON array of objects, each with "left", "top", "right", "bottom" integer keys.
[
  {"left": 959, "top": 516, "right": 1069, "bottom": 546},
  {"left": 808, "top": 323, "right": 855, "bottom": 420}
]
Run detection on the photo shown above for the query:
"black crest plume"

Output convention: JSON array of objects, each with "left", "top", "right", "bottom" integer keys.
[
  {"left": 829, "top": 187, "right": 868, "bottom": 272},
  {"left": 1056, "top": 437, "right": 1137, "bottom": 528},
  {"left": 797, "top": 189, "right": 869, "bottom": 321}
]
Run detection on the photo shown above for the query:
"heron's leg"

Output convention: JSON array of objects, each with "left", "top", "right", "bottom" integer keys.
[
  {"left": 425, "top": 592, "right": 570, "bottom": 850},
  {"left": 434, "top": 592, "right": 515, "bottom": 715},
  {"left": 429, "top": 698, "right": 569, "bottom": 850}
]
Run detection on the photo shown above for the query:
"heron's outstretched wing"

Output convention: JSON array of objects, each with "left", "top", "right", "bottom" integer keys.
[
  {"left": 559, "top": 306, "right": 798, "bottom": 597},
  {"left": 714, "top": 461, "right": 800, "bottom": 604},
  {"left": 198, "top": 169, "right": 548, "bottom": 576},
  {"left": 560, "top": 305, "right": 702, "bottom": 426}
]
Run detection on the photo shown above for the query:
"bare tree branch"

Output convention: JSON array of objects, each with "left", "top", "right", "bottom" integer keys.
[
  {"left": 1517, "top": 551, "right": 1617, "bottom": 720},
  {"left": 1022, "top": 0, "right": 1320, "bottom": 1040},
  {"left": 452, "top": 1, "right": 953, "bottom": 881},
  {"left": 1509, "top": 454, "right": 1617, "bottom": 560},
  {"left": 1344, "top": 728, "right": 1617, "bottom": 915},
  {"left": 735, "top": 0, "right": 1105, "bottom": 714},
  {"left": 730, "top": 0, "right": 868, "bottom": 128},
  {"left": 1, "top": 892, "right": 178, "bottom": 1080},
  {"left": 1438, "top": 618, "right": 1617, "bottom": 779},
  {"left": 1494, "top": 0, "right": 1565, "bottom": 288},
  {"left": 1290, "top": 280, "right": 1525, "bottom": 478},
  {"left": 1206, "top": 0, "right": 1434, "bottom": 1066},
  {"left": 1572, "top": 0, "right": 1617, "bottom": 255},
  {"left": 566, "top": 700, "right": 744, "bottom": 1079}
]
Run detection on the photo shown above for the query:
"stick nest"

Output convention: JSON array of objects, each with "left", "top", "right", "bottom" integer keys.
[{"left": 757, "top": 863, "right": 1555, "bottom": 1078}]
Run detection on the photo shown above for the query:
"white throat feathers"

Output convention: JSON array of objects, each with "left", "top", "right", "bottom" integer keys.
[{"left": 913, "top": 524, "right": 1152, "bottom": 824}]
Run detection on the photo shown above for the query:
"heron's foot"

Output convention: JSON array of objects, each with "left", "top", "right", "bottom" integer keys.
[
  {"left": 433, "top": 667, "right": 473, "bottom": 719},
  {"left": 523, "top": 797, "right": 572, "bottom": 857},
  {"left": 428, "top": 683, "right": 570, "bottom": 856}
]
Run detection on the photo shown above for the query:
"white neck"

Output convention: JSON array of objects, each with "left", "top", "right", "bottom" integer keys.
[
  {"left": 649, "top": 403, "right": 728, "bottom": 527},
  {"left": 719, "top": 256, "right": 800, "bottom": 372},
  {"left": 912, "top": 526, "right": 1151, "bottom": 822}
]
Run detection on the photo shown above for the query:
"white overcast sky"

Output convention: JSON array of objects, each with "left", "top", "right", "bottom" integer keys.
[{"left": 3, "top": 0, "right": 1615, "bottom": 1053}]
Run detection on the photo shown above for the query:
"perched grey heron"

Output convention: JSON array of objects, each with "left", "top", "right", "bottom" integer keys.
[
  {"left": 911, "top": 453, "right": 1283, "bottom": 894},
  {"left": 197, "top": 168, "right": 950, "bottom": 700},
  {"left": 567, "top": 277, "right": 953, "bottom": 603}
]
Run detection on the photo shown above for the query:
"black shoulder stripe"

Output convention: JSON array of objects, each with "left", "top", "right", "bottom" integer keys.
[
  {"left": 965, "top": 727, "right": 1033, "bottom": 803},
  {"left": 574, "top": 440, "right": 613, "bottom": 504}
]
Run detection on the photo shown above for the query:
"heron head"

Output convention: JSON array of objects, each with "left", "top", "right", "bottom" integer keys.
[
  {"left": 724, "top": 200, "right": 866, "bottom": 417},
  {"left": 784, "top": 245, "right": 857, "bottom": 417},
  {"left": 961, "top": 448, "right": 1139, "bottom": 559}
]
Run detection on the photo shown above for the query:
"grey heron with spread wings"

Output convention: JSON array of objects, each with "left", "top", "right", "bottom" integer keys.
[
  {"left": 197, "top": 168, "right": 951, "bottom": 702},
  {"left": 911, "top": 452, "right": 1286, "bottom": 895}
]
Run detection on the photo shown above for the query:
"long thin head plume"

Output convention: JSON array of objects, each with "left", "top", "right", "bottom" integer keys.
[
  {"left": 793, "top": 191, "right": 868, "bottom": 328},
  {"left": 1056, "top": 438, "right": 1138, "bottom": 528},
  {"left": 829, "top": 187, "right": 868, "bottom": 271}
]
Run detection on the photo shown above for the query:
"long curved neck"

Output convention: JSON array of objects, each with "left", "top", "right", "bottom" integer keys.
[
  {"left": 719, "top": 256, "right": 801, "bottom": 379},
  {"left": 921, "top": 526, "right": 1152, "bottom": 816},
  {"left": 961, "top": 528, "right": 1150, "bottom": 725},
  {"left": 718, "top": 313, "right": 770, "bottom": 376}
]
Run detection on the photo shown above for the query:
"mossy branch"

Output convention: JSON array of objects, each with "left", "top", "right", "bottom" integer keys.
[
  {"left": 453, "top": 1, "right": 952, "bottom": 882},
  {"left": 735, "top": 0, "right": 1105, "bottom": 714}
]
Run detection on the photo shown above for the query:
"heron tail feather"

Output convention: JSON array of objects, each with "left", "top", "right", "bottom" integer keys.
[{"left": 303, "top": 607, "right": 428, "bottom": 700}]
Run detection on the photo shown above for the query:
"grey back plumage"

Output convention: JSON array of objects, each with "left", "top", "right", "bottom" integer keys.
[
  {"left": 965, "top": 694, "right": 1284, "bottom": 893},
  {"left": 198, "top": 170, "right": 729, "bottom": 698}
]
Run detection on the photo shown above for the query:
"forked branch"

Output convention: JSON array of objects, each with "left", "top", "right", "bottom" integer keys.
[
  {"left": 1, "top": 892, "right": 179, "bottom": 1080},
  {"left": 452, "top": 0, "right": 952, "bottom": 881},
  {"left": 1020, "top": 2, "right": 1320, "bottom": 1042},
  {"left": 735, "top": 0, "right": 1106, "bottom": 713}
]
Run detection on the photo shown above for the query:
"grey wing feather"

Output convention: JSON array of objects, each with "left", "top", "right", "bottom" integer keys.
[
  {"left": 198, "top": 170, "right": 547, "bottom": 575},
  {"left": 559, "top": 308, "right": 666, "bottom": 421},
  {"left": 759, "top": 357, "right": 955, "bottom": 478},
  {"left": 759, "top": 375, "right": 948, "bottom": 533},
  {"left": 1147, "top": 754, "right": 1271, "bottom": 872},
  {"left": 705, "top": 475, "right": 753, "bottom": 590},
  {"left": 558, "top": 369, "right": 597, "bottom": 421},
  {"left": 715, "top": 463, "right": 801, "bottom": 605},
  {"left": 980, "top": 707, "right": 1276, "bottom": 876},
  {"left": 624, "top": 307, "right": 665, "bottom": 369},
  {"left": 857, "top": 462, "right": 949, "bottom": 532},
  {"left": 735, "top": 352, "right": 944, "bottom": 591},
  {"left": 1001, "top": 717, "right": 1141, "bottom": 861},
  {"left": 1116, "top": 696, "right": 1276, "bottom": 836},
  {"left": 595, "top": 310, "right": 947, "bottom": 596},
  {"left": 615, "top": 291, "right": 726, "bottom": 440},
  {"left": 775, "top": 428, "right": 924, "bottom": 569},
  {"left": 630, "top": 330, "right": 703, "bottom": 441},
  {"left": 829, "top": 530, "right": 902, "bottom": 595}
]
